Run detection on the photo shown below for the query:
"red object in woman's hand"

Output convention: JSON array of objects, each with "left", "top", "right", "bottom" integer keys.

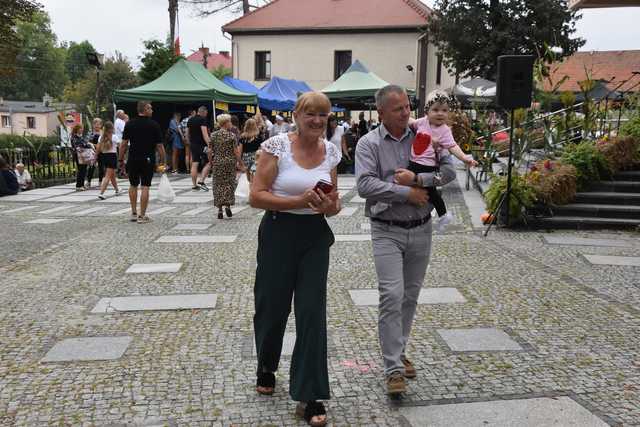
[{"left": 412, "top": 132, "right": 431, "bottom": 155}]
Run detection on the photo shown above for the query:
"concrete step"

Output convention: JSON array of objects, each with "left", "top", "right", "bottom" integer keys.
[
  {"left": 552, "top": 203, "right": 640, "bottom": 220},
  {"left": 589, "top": 181, "right": 640, "bottom": 193},
  {"left": 574, "top": 191, "right": 640, "bottom": 205},
  {"left": 613, "top": 170, "right": 640, "bottom": 182},
  {"left": 530, "top": 215, "right": 640, "bottom": 230}
]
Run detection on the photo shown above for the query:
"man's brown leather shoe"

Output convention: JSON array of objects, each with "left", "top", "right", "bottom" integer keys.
[
  {"left": 386, "top": 371, "right": 406, "bottom": 395},
  {"left": 402, "top": 357, "right": 416, "bottom": 378}
]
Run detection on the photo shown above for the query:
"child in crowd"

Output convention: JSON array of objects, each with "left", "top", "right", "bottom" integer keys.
[{"left": 371, "top": 90, "right": 477, "bottom": 231}]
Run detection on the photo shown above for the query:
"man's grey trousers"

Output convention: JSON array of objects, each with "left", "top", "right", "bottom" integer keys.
[{"left": 371, "top": 219, "right": 433, "bottom": 376}]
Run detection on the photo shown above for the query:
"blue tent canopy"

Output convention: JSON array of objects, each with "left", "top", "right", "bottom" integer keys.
[
  {"left": 223, "top": 75, "right": 345, "bottom": 113},
  {"left": 257, "top": 76, "right": 313, "bottom": 111},
  {"left": 223, "top": 76, "right": 260, "bottom": 95}
]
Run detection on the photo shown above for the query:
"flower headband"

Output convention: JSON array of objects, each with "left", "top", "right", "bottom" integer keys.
[{"left": 425, "top": 91, "right": 458, "bottom": 111}]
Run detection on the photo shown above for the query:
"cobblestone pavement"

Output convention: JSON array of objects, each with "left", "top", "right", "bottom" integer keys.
[{"left": 0, "top": 175, "right": 639, "bottom": 426}]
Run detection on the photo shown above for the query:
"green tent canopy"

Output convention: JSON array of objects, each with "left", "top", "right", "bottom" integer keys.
[
  {"left": 113, "top": 59, "right": 257, "bottom": 104},
  {"left": 322, "top": 60, "right": 415, "bottom": 109}
]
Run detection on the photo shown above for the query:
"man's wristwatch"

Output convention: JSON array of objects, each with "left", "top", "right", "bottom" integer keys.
[{"left": 413, "top": 173, "right": 419, "bottom": 185}]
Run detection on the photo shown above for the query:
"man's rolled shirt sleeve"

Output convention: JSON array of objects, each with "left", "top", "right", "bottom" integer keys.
[
  {"left": 417, "top": 154, "right": 456, "bottom": 187},
  {"left": 355, "top": 135, "right": 410, "bottom": 203}
]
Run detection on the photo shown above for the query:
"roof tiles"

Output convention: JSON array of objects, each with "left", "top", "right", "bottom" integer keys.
[
  {"left": 545, "top": 50, "right": 640, "bottom": 92},
  {"left": 223, "top": 0, "right": 431, "bottom": 33}
]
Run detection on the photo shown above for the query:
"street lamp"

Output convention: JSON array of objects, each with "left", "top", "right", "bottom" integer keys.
[{"left": 86, "top": 52, "right": 104, "bottom": 117}]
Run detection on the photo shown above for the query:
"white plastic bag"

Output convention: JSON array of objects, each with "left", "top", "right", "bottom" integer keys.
[
  {"left": 235, "top": 173, "right": 250, "bottom": 199},
  {"left": 157, "top": 173, "right": 175, "bottom": 202}
]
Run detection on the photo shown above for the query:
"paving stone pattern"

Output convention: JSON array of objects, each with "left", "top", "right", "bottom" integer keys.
[
  {"left": 41, "top": 336, "right": 133, "bottom": 362},
  {"left": 0, "top": 175, "right": 639, "bottom": 425}
]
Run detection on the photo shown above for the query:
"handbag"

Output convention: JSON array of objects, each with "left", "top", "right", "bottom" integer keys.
[{"left": 78, "top": 147, "right": 96, "bottom": 165}]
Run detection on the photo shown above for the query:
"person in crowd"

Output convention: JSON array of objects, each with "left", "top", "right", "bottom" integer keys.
[
  {"left": 96, "top": 121, "right": 121, "bottom": 199},
  {"left": 238, "top": 118, "right": 266, "bottom": 182},
  {"left": 118, "top": 100, "right": 166, "bottom": 224},
  {"left": 358, "top": 111, "right": 369, "bottom": 138},
  {"left": 254, "top": 112, "right": 270, "bottom": 140},
  {"left": 169, "top": 112, "right": 184, "bottom": 174},
  {"left": 263, "top": 115, "right": 274, "bottom": 133},
  {"left": 326, "top": 114, "right": 347, "bottom": 158},
  {"left": 90, "top": 118, "right": 103, "bottom": 187},
  {"left": 269, "top": 114, "right": 289, "bottom": 137},
  {"left": 210, "top": 114, "right": 243, "bottom": 219},
  {"left": 249, "top": 91, "right": 341, "bottom": 427},
  {"left": 181, "top": 109, "right": 195, "bottom": 167},
  {"left": 340, "top": 117, "right": 350, "bottom": 132},
  {"left": 14, "top": 163, "right": 33, "bottom": 191},
  {"left": 342, "top": 122, "right": 359, "bottom": 174},
  {"left": 355, "top": 85, "right": 456, "bottom": 396},
  {"left": 115, "top": 111, "right": 129, "bottom": 177},
  {"left": 230, "top": 115, "right": 241, "bottom": 140},
  {"left": 0, "top": 156, "right": 19, "bottom": 196},
  {"left": 71, "top": 124, "right": 96, "bottom": 191},
  {"left": 187, "top": 106, "right": 212, "bottom": 191},
  {"left": 382, "top": 90, "right": 477, "bottom": 230},
  {"left": 114, "top": 110, "right": 126, "bottom": 144}
]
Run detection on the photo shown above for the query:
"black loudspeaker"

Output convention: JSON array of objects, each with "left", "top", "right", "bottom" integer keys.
[{"left": 496, "top": 55, "right": 535, "bottom": 110}]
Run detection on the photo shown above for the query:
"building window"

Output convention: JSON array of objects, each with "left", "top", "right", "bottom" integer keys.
[
  {"left": 255, "top": 51, "right": 271, "bottom": 80},
  {"left": 436, "top": 54, "right": 443, "bottom": 85},
  {"left": 27, "top": 116, "right": 36, "bottom": 129},
  {"left": 1, "top": 115, "right": 10, "bottom": 128},
  {"left": 334, "top": 51, "right": 352, "bottom": 80}
]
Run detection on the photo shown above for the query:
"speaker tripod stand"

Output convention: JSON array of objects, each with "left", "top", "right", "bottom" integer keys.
[{"left": 483, "top": 109, "right": 527, "bottom": 237}]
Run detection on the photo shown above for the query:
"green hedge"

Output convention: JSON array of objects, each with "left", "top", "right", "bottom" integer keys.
[{"left": 0, "top": 134, "right": 60, "bottom": 150}]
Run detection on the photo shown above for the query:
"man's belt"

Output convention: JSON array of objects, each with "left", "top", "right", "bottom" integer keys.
[{"left": 370, "top": 213, "right": 431, "bottom": 229}]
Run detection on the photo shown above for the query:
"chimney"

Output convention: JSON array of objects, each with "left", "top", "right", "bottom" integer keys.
[
  {"left": 219, "top": 51, "right": 230, "bottom": 58},
  {"left": 199, "top": 46, "right": 210, "bottom": 57},
  {"left": 42, "top": 94, "right": 52, "bottom": 107}
]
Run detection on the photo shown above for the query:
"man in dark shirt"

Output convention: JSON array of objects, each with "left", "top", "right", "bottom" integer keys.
[
  {"left": 118, "top": 100, "right": 166, "bottom": 223},
  {"left": 187, "top": 106, "right": 211, "bottom": 191}
]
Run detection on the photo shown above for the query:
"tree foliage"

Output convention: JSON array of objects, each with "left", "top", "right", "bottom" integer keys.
[
  {"left": 0, "top": 0, "right": 42, "bottom": 76},
  {"left": 211, "top": 65, "right": 232, "bottom": 80},
  {"left": 0, "top": 10, "right": 66, "bottom": 100},
  {"left": 183, "top": 0, "right": 254, "bottom": 16},
  {"left": 63, "top": 40, "right": 96, "bottom": 83},
  {"left": 64, "top": 52, "right": 138, "bottom": 119},
  {"left": 427, "top": 0, "right": 586, "bottom": 80},
  {"left": 138, "top": 39, "right": 183, "bottom": 84}
]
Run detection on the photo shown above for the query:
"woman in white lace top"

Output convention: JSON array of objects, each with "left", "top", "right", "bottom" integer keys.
[{"left": 249, "top": 91, "right": 341, "bottom": 427}]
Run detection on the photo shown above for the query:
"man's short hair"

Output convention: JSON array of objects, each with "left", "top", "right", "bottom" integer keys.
[
  {"left": 137, "top": 101, "right": 151, "bottom": 114},
  {"left": 375, "top": 85, "right": 407, "bottom": 109},
  {"left": 197, "top": 106, "right": 208, "bottom": 114},
  {"left": 116, "top": 109, "right": 125, "bottom": 118}
]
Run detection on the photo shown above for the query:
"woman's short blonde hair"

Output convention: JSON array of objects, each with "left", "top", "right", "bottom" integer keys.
[
  {"left": 216, "top": 114, "right": 231, "bottom": 127},
  {"left": 294, "top": 91, "right": 331, "bottom": 115}
]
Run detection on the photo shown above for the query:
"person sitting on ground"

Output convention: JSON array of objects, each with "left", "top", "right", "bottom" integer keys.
[
  {"left": 14, "top": 163, "right": 33, "bottom": 191},
  {"left": 0, "top": 156, "right": 19, "bottom": 196}
]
